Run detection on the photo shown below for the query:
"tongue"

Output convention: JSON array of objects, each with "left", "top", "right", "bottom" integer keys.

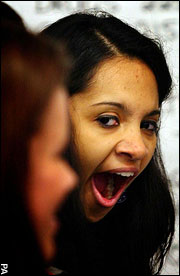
[{"left": 94, "top": 173, "right": 126, "bottom": 199}]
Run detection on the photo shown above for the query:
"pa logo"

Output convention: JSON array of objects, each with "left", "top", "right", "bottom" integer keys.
[{"left": 1, "top": 264, "right": 8, "bottom": 275}]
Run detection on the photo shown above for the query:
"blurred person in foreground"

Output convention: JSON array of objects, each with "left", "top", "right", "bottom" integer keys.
[{"left": 1, "top": 20, "right": 77, "bottom": 276}]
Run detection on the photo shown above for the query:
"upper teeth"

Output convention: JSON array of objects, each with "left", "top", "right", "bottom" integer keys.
[{"left": 115, "top": 172, "right": 134, "bottom": 177}]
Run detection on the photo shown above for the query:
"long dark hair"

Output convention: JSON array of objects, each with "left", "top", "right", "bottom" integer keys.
[
  {"left": 1, "top": 22, "right": 69, "bottom": 275},
  {"left": 42, "top": 10, "right": 175, "bottom": 275}
]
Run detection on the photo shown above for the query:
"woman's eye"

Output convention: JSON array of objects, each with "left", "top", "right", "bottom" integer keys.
[
  {"left": 141, "top": 120, "right": 159, "bottom": 134},
  {"left": 96, "top": 115, "right": 119, "bottom": 128}
]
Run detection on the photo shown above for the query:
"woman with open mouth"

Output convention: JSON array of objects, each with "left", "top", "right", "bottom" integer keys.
[{"left": 42, "top": 10, "right": 175, "bottom": 275}]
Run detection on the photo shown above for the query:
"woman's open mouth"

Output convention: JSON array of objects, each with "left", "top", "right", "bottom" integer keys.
[{"left": 91, "top": 170, "right": 136, "bottom": 207}]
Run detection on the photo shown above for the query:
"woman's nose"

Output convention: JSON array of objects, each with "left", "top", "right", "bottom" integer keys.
[{"left": 115, "top": 132, "right": 148, "bottom": 161}]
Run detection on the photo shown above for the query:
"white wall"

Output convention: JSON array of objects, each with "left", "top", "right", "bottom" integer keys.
[{"left": 3, "top": 1, "right": 179, "bottom": 274}]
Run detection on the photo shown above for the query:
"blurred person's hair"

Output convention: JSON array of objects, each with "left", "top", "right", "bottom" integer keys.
[
  {"left": 1, "top": 1, "right": 25, "bottom": 27},
  {"left": 1, "top": 22, "right": 70, "bottom": 275}
]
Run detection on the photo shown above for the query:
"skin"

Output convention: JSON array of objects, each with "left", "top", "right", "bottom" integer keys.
[
  {"left": 26, "top": 88, "right": 77, "bottom": 261},
  {"left": 69, "top": 57, "right": 159, "bottom": 222}
]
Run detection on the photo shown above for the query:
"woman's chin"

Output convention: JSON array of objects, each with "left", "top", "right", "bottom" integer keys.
[
  {"left": 83, "top": 202, "right": 113, "bottom": 222},
  {"left": 81, "top": 182, "right": 114, "bottom": 222}
]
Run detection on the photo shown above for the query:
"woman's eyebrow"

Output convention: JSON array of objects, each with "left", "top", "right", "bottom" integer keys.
[
  {"left": 90, "top": 101, "right": 131, "bottom": 115},
  {"left": 90, "top": 101, "right": 160, "bottom": 117},
  {"left": 146, "top": 109, "right": 160, "bottom": 117}
]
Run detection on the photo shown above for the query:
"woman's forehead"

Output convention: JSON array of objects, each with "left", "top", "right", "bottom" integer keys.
[{"left": 72, "top": 57, "right": 158, "bottom": 107}]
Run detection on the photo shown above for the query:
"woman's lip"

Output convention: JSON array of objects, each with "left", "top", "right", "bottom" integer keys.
[{"left": 91, "top": 175, "right": 131, "bottom": 208}]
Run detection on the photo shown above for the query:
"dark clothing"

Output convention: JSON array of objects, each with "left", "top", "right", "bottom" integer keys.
[{"left": 52, "top": 193, "right": 152, "bottom": 275}]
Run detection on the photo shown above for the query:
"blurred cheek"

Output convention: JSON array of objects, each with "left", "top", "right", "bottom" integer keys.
[
  {"left": 28, "top": 164, "right": 58, "bottom": 203},
  {"left": 26, "top": 161, "right": 76, "bottom": 261},
  {"left": 27, "top": 160, "right": 76, "bottom": 219}
]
